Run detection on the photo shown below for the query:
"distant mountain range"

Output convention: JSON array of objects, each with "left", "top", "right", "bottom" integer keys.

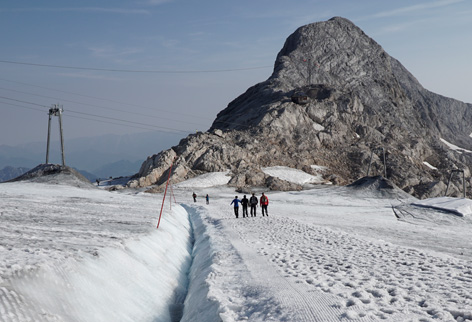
[
  {"left": 0, "top": 166, "right": 30, "bottom": 182},
  {"left": 0, "top": 131, "right": 185, "bottom": 181}
]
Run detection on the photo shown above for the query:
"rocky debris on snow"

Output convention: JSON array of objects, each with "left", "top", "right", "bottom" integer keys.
[
  {"left": 347, "top": 176, "right": 415, "bottom": 200},
  {"left": 128, "top": 17, "right": 472, "bottom": 198},
  {"left": 6, "top": 164, "right": 95, "bottom": 189}
]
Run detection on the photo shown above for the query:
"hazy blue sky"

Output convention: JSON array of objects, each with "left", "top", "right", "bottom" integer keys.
[{"left": 1, "top": 0, "right": 471, "bottom": 147}]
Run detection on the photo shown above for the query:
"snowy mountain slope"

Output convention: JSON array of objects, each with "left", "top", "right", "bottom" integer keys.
[{"left": 1, "top": 169, "right": 472, "bottom": 321}]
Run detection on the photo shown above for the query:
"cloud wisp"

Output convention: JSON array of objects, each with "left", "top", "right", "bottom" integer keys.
[{"left": 370, "top": 0, "right": 464, "bottom": 18}]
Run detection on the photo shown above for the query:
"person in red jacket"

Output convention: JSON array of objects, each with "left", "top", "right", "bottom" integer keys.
[{"left": 260, "top": 192, "right": 269, "bottom": 216}]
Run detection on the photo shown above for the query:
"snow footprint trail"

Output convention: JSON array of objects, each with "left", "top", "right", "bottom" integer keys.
[
  {"left": 186, "top": 205, "right": 292, "bottom": 322},
  {"left": 231, "top": 216, "right": 472, "bottom": 321},
  {"left": 225, "top": 219, "right": 356, "bottom": 322}
]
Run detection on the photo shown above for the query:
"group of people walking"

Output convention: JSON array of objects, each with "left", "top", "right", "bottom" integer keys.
[
  {"left": 231, "top": 193, "right": 269, "bottom": 218},
  {"left": 192, "top": 192, "right": 210, "bottom": 204},
  {"left": 191, "top": 191, "right": 270, "bottom": 219}
]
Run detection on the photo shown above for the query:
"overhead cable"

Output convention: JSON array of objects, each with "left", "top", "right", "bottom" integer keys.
[
  {"left": 0, "top": 100, "right": 181, "bottom": 132},
  {"left": 0, "top": 59, "right": 272, "bottom": 74},
  {"left": 0, "top": 77, "right": 252, "bottom": 129},
  {"left": 0, "top": 86, "right": 209, "bottom": 128},
  {"left": 0, "top": 77, "right": 211, "bottom": 120},
  {"left": 0, "top": 95, "right": 190, "bottom": 133}
]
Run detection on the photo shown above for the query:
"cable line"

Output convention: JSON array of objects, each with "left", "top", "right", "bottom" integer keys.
[
  {"left": 0, "top": 86, "right": 210, "bottom": 128},
  {"left": 0, "top": 100, "right": 182, "bottom": 133},
  {"left": 0, "top": 77, "right": 211, "bottom": 121},
  {"left": 0, "top": 100, "right": 47, "bottom": 113},
  {"left": 67, "top": 110, "right": 189, "bottom": 133},
  {"left": 65, "top": 114, "right": 176, "bottom": 132},
  {"left": 0, "top": 95, "right": 49, "bottom": 109},
  {"left": 0, "top": 95, "right": 191, "bottom": 133},
  {"left": 0, "top": 59, "right": 272, "bottom": 74},
  {"left": 0, "top": 77, "right": 254, "bottom": 129}
]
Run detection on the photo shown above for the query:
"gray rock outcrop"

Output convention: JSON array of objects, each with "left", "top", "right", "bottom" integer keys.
[{"left": 128, "top": 17, "right": 472, "bottom": 198}]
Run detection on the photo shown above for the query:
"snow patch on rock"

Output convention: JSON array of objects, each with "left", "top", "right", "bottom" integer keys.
[
  {"left": 174, "top": 171, "right": 231, "bottom": 188},
  {"left": 262, "top": 166, "right": 324, "bottom": 185}
]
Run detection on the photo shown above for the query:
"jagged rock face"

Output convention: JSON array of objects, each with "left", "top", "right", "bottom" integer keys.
[{"left": 129, "top": 17, "right": 472, "bottom": 198}]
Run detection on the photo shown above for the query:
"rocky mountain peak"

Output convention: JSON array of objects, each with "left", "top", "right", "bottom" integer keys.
[
  {"left": 129, "top": 17, "right": 472, "bottom": 199},
  {"left": 274, "top": 17, "right": 387, "bottom": 88}
]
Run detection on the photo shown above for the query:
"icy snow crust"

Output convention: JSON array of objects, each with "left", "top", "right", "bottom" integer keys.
[{"left": 1, "top": 168, "right": 472, "bottom": 321}]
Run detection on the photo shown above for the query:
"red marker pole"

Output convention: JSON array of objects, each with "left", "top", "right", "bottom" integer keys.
[{"left": 157, "top": 158, "right": 175, "bottom": 229}]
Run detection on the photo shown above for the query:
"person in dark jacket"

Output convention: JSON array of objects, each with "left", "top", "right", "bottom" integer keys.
[
  {"left": 241, "top": 195, "right": 249, "bottom": 218},
  {"left": 249, "top": 193, "right": 258, "bottom": 217},
  {"left": 192, "top": 192, "right": 197, "bottom": 202},
  {"left": 205, "top": 194, "right": 209, "bottom": 204},
  {"left": 260, "top": 192, "right": 269, "bottom": 216},
  {"left": 230, "top": 196, "right": 242, "bottom": 218}
]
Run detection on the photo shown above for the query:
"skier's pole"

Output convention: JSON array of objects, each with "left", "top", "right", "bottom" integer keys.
[{"left": 157, "top": 157, "right": 176, "bottom": 229}]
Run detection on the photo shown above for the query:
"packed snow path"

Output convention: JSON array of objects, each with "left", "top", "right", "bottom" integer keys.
[
  {"left": 230, "top": 216, "right": 471, "bottom": 320},
  {"left": 184, "top": 185, "right": 472, "bottom": 321}
]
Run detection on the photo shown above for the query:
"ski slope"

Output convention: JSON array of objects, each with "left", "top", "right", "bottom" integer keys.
[{"left": 1, "top": 169, "right": 471, "bottom": 321}]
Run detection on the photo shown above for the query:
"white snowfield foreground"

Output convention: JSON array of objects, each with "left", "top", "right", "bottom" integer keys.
[{"left": 1, "top": 173, "right": 472, "bottom": 321}]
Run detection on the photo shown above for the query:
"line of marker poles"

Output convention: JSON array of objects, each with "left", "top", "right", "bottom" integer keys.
[{"left": 157, "top": 157, "right": 176, "bottom": 229}]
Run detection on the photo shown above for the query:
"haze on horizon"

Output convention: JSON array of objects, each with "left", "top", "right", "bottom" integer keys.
[{"left": 1, "top": 0, "right": 471, "bottom": 147}]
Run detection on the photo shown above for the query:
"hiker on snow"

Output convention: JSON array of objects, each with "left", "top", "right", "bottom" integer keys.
[
  {"left": 260, "top": 192, "right": 269, "bottom": 216},
  {"left": 230, "top": 196, "right": 242, "bottom": 218},
  {"left": 241, "top": 195, "right": 249, "bottom": 218},
  {"left": 206, "top": 194, "right": 209, "bottom": 204},
  {"left": 192, "top": 192, "right": 197, "bottom": 202},
  {"left": 249, "top": 193, "right": 258, "bottom": 217}
]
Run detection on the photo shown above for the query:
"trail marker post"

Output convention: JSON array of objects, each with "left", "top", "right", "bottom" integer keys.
[{"left": 157, "top": 157, "right": 176, "bottom": 229}]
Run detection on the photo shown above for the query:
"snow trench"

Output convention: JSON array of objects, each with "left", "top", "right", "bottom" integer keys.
[
  {"left": 4, "top": 204, "right": 220, "bottom": 322},
  {"left": 180, "top": 205, "right": 220, "bottom": 322}
]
